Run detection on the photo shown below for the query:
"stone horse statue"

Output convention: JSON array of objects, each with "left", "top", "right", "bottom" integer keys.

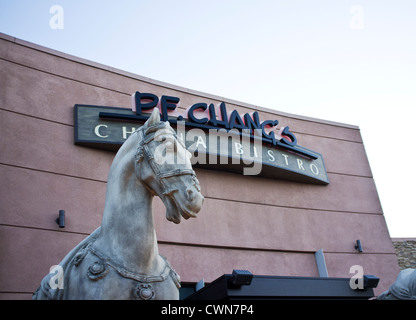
[
  {"left": 33, "top": 109, "right": 204, "bottom": 299},
  {"left": 377, "top": 268, "right": 416, "bottom": 300}
]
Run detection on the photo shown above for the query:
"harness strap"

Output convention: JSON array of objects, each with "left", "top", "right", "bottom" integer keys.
[
  {"left": 157, "top": 168, "right": 196, "bottom": 179},
  {"left": 135, "top": 126, "right": 197, "bottom": 197},
  {"left": 85, "top": 243, "right": 180, "bottom": 288}
]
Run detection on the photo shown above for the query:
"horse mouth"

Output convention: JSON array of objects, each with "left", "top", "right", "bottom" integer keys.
[
  {"left": 167, "top": 202, "right": 200, "bottom": 224},
  {"left": 165, "top": 192, "right": 203, "bottom": 224},
  {"left": 180, "top": 206, "right": 199, "bottom": 220}
]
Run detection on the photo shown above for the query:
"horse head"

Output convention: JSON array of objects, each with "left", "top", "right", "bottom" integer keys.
[{"left": 135, "top": 109, "right": 204, "bottom": 224}]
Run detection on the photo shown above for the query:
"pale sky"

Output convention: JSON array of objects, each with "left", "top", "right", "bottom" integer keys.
[{"left": 1, "top": 0, "right": 415, "bottom": 237}]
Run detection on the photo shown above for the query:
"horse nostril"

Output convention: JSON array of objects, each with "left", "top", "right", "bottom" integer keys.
[{"left": 186, "top": 188, "right": 194, "bottom": 201}]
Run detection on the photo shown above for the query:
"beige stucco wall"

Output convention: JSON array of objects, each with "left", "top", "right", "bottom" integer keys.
[{"left": 0, "top": 33, "right": 399, "bottom": 299}]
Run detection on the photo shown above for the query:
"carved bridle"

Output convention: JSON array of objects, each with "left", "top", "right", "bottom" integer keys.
[{"left": 134, "top": 123, "right": 201, "bottom": 197}]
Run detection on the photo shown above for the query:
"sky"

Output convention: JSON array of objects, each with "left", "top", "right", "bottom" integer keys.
[{"left": 1, "top": 0, "right": 415, "bottom": 237}]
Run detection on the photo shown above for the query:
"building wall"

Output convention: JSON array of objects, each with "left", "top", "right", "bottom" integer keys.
[{"left": 0, "top": 33, "right": 399, "bottom": 299}]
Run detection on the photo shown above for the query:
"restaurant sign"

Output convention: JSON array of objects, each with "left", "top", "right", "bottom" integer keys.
[{"left": 74, "top": 92, "right": 329, "bottom": 185}]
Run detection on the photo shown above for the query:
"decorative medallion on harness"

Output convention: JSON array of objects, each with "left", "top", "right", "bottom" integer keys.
[
  {"left": 134, "top": 283, "right": 155, "bottom": 300},
  {"left": 87, "top": 260, "right": 109, "bottom": 280}
]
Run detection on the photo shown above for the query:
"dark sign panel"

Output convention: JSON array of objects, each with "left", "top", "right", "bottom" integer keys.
[{"left": 74, "top": 104, "right": 329, "bottom": 185}]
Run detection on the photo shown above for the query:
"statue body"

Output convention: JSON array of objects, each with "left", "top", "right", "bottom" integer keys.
[
  {"left": 378, "top": 268, "right": 416, "bottom": 300},
  {"left": 33, "top": 109, "right": 204, "bottom": 299}
]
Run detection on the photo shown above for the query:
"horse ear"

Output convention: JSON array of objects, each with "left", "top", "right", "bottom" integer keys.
[{"left": 145, "top": 108, "right": 160, "bottom": 127}]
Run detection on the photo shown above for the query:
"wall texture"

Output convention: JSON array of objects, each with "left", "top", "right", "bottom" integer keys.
[
  {"left": 0, "top": 33, "right": 399, "bottom": 299},
  {"left": 393, "top": 239, "right": 416, "bottom": 270}
]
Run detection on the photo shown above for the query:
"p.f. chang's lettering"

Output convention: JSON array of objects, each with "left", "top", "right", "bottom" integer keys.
[
  {"left": 98, "top": 91, "right": 316, "bottom": 160},
  {"left": 186, "top": 102, "right": 298, "bottom": 147}
]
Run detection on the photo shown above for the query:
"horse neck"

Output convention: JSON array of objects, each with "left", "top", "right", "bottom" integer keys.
[{"left": 97, "top": 136, "right": 159, "bottom": 274}]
